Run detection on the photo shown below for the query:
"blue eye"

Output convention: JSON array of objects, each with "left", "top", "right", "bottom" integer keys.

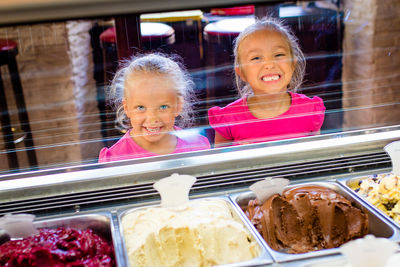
[
  {"left": 251, "top": 56, "right": 261, "bottom": 61},
  {"left": 275, "top": 53, "right": 286, "bottom": 57},
  {"left": 160, "top": 104, "right": 169, "bottom": 110},
  {"left": 136, "top": 105, "right": 145, "bottom": 111}
]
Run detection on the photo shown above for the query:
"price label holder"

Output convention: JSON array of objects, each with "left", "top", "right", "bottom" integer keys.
[
  {"left": 153, "top": 173, "right": 196, "bottom": 208},
  {"left": 249, "top": 177, "right": 289, "bottom": 204}
]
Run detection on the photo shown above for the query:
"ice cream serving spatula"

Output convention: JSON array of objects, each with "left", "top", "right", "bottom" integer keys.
[
  {"left": 0, "top": 213, "right": 38, "bottom": 239},
  {"left": 153, "top": 173, "right": 196, "bottom": 207},
  {"left": 384, "top": 140, "right": 400, "bottom": 176},
  {"left": 249, "top": 177, "right": 289, "bottom": 204}
]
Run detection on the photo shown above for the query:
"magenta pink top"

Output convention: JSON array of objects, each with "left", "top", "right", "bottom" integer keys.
[
  {"left": 98, "top": 128, "right": 210, "bottom": 162},
  {"left": 208, "top": 92, "right": 326, "bottom": 145}
]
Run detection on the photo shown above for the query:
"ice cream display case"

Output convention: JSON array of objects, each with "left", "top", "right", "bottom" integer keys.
[
  {"left": 1, "top": 126, "right": 400, "bottom": 266},
  {"left": 1, "top": 0, "right": 400, "bottom": 266}
]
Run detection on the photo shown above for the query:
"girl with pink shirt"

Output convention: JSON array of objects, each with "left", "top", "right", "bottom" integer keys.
[
  {"left": 99, "top": 54, "right": 210, "bottom": 162},
  {"left": 208, "top": 17, "right": 326, "bottom": 147}
]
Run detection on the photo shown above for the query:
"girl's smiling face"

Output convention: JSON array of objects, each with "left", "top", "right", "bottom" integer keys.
[
  {"left": 123, "top": 72, "right": 182, "bottom": 149},
  {"left": 236, "top": 29, "right": 296, "bottom": 95}
]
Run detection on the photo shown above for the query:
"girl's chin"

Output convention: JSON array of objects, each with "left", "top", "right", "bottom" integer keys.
[
  {"left": 254, "top": 88, "right": 288, "bottom": 95},
  {"left": 134, "top": 134, "right": 167, "bottom": 145},
  {"left": 131, "top": 127, "right": 174, "bottom": 139}
]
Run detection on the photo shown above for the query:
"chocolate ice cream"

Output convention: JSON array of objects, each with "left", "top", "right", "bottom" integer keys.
[{"left": 243, "top": 185, "right": 368, "bottom": 254}]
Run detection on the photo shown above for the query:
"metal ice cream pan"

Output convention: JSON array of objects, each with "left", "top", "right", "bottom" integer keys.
[
  {"left": 0, "top": 212, "right": 121, "bottom": 267},
  {"left": 282, "top": 254, "right": 346, "bottom": 267},
  {"left": 229, "top": 180, "right": 400, "bottom": 263},
  {"left": 337, "top": 173, "right": 400, "bottom": 231},
  {"left": 117, "top": 196, "right": 274, "bottom": 267}
]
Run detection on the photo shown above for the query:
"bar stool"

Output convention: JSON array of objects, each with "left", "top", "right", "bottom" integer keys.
[
  {"left": 203, "top": 5, "right": 255, "bottom": 26},
  {"left": 99, "top": 22, "right": 175, "bottom": 84},
  {"left": 0, "top": 39, "right": 37, "bottom": 170},
  {"left": 210, "top": 5, "right": 255, "bottom": 16},
  {"left": 203, "top": 17, "right": 255, "bottom": 108},
  {"left": 141, "top": 10, "right": 204, "bottom": 69}
]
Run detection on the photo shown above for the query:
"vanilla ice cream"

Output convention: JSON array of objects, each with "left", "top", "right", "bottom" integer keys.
[{"left": 121, "top": 198, "right": 259, "bottom": 267}]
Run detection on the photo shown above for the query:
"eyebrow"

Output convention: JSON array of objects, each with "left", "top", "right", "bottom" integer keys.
[{"left": 243, "top": 45, "right": 289, "bottom": 55}]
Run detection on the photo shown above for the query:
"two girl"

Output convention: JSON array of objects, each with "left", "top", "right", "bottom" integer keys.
[{"left": 100, "top": 16, "right": 325, "bottom": 161}]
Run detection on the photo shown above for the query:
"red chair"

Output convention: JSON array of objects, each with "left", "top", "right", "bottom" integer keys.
[{"left": 0, "top": 39, "right": 37, "bottom": 170}]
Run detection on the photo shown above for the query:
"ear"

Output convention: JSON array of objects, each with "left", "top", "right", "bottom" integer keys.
[
  {"left": 235, "top": 65, "right": 247, "bottom": 82},
  {"left": 122, "top": 99, "right": 130, "bottom": 118},
  {"left": 175, "top": 96, "right": 183, "bottom": 117},
  {"left": 292, "top": 57, "right": 298, "bottom": 69}
]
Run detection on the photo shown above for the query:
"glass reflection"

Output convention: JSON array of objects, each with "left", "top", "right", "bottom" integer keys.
[{"left": 0, "top": 0, "right": 398, "bottom": 174}]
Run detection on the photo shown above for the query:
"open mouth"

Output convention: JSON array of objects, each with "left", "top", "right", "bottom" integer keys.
[
  {"left": 144, "top": 126, "right": 162, "bottom": 134},
  {"left": 262, "top": 74, "right": 281, "bottom": 82}
]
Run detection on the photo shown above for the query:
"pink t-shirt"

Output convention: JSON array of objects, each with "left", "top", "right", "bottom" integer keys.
[
  {"left": 98, "top": 128, "right": 210, "bottom": 162},
  {"left": 208, "top": 92, "right": 325, "bottom": 145}
]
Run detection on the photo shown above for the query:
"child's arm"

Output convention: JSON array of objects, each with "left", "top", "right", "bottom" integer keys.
[{"left": 214, "top": 131, "right": 233, "bottom": 148}]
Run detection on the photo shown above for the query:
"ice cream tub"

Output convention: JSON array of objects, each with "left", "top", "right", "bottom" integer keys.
[
  {"left": 283, "top": 234, "right": 400, "bottom": 267},
  {"left": 118, "top": 196, "right": 274, "bottom": 267},
  {"left": 0, "top": 212, "right": 120, "bottom": 266},
  {"left": 230, "top": 180, "right": 400, "bottom": 263},
  {"left": 337, "top": 173, "right": 400, "bottom": 229},
  {"left": 281, "top": 254, "right": 345, "bottom": 267}
]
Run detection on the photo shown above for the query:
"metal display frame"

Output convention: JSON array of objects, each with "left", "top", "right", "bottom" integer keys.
[{"left": 0, "top": 1, "right": 399, "bottom": 265}]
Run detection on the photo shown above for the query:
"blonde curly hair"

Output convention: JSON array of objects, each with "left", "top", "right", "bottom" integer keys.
[
  {"left": 107, "top": 53, "right": 196, "bottom": 130},
  {"left": 233, "top": 16, "right": 306, "bottom": 97}
]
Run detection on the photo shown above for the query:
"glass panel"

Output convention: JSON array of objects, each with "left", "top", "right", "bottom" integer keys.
[{"left": 0, "top": 0, "right": 398, "bottom": 175}]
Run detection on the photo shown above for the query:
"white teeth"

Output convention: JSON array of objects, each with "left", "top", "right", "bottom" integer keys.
[
  {"left": 146, "top": 127, "right": 161, "bottom": 133},
  {"left": 262, "top": 75, "right": 280, "bottom": 81}
]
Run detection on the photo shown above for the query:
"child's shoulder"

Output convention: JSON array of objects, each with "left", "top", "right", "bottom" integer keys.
[
  {"left": 98, "top": 131, "right": 137, "bottom": 162},
  {"left": 208, "top": 97, "right": 247, "bottom": 116},
  {"left": 173, "top": 128, "right": 211, "bottom": 150},
  {"left": 291, "top": 92, "right": 325, "bottom": 111}
]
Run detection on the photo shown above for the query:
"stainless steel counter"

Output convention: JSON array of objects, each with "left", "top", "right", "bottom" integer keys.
[{"left": 0, "top": 125, "right": 398, "bottom": 214}]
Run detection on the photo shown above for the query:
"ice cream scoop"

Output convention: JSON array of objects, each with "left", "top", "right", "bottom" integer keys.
[{"left": 0, "top": 213, "right": 38, "bottom": 238}]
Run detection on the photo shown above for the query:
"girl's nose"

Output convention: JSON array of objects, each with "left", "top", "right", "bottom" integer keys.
[
  {"left": 145, "top": 108, "right": 160, "bottom": 123},
  {"left": 263, "top": 59, "right": 275, "bottom": 69}
]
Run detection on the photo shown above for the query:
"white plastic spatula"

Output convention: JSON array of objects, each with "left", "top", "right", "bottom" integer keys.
[
  {"left": 340, "top": 235, "right": 399, "bottom": 267},
  {"left": 249, "top": 177, "right": 290, "bottom": 204},
  {"left": 153, "top": 173, "right": 196, "bottom": 207},
  {"left": 384, "top": 141, "right": 400, "bottom": 176},
  {"left": 0, "top": 214, "right": 39, "bottom": 238}
]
